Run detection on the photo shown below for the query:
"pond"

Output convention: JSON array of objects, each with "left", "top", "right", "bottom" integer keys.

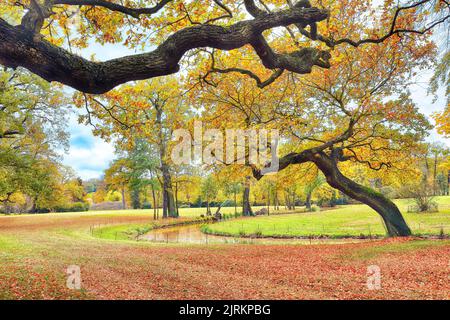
[{"left": 140, "top": 224, "right": 371, "bottom": 245}]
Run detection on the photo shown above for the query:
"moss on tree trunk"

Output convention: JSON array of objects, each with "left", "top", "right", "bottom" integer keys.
[{"left": 311, "top": 152, "right": 411, "bottom": 237}]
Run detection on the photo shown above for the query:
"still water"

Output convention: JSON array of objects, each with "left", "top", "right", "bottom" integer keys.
[{"left": 140, "top": 224, "right": 369, "bottom": 245}]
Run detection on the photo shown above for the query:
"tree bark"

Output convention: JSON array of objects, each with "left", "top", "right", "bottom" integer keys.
[
  {"left": 291, "top": 190, "right": 296, "bottom": 210},
  {"left": 0, "top": 8, "right": 328, "bottom": 94},
  {"left": 174, "top": 180, "right": 179, "bottom": 217},
  {"left": 151, "top": 185, "right": 157, "bottom": 220},
  {"left": 156, "top": 104, "right": 178, "bottom": 219},
  {"left": 206, "top": 199, "right": 211, "bottom": 216},
  {"left": 433, "top": 154, "right": 438, "bottom": 196},
  {"left": 156, "top": 191, "right": 160, "bottom": 219},
  {"left": 274, "top": 191, "right": 279, "bottom": 210},
  {"left": 311, "top": 152, "right": 411, "bottom": 237},
  {"left": 242, "top": 176, "right": 253, "bottom": 216},
  {"left": 121, "top": 186, "right": 126, "bottom": 210},
  {"left": 305, "top": 192, "right": 312, "bottom": 211},
  {"left": 447, "top": 170, "right": 450, "bottom": 196},
  {"left": 161, "top": 164, "right": 177, "bottom": 218},
  {"left": 253, "top": 147, "right": 412, "bottom": 237}
]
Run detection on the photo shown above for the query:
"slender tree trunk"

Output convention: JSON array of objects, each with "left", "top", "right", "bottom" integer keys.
[
  {"left": 242, "top": 176, "right": 253, "bottom": 216},
  {"left": 206, "top": 199, "right": 211, "bottom": 216},
  {"left": 121, "top": 186, "right": 126, "bottom": 210},
  {"left": 424, "top": 154, "right": 430, "bottom": 182},
  {"left": 174, "top": 180, "right": 179, "bottom": 217},
  {"left": 31, "top": 196, "right": 38, "bottom": 213},
  {"left": 306, "top": 192, "right": 312, "bottom": 211},
  {"left": 433, "top": 155, "right": 438, "bottom": 196},
  {"left": 284, "top": 192, "right": 289, "bottom": 210},
  {"left": 311, "top": 152, "right": 411, "bottom": 237},
  {"left": 274, "top": 191, "right": 279, "bottom": 210},
  {"left": 448, "top": 170, "right": 450, "bottom": 196},
  {"left": 151, "top": 185, "right": 157, "bottom": 220},
  {"left": 291, "top": 190, "right": 296, "bottom": 210},
  {"left": 156, "top": 191, "right": 160, "bottom": 219},
  {"left": 234, "top": 192, "right": 237, "bottom": 215},
  {"left": 267, "top": 188, "right": 270, "bottom": 215}
]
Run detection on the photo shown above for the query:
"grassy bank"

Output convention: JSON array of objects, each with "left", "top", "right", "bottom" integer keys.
[
  {"left": 91, "top": 216, "right": 213, "bottom": 241},
  {"left": 202, "top": 197, "right": 450, "bottom": 238}
]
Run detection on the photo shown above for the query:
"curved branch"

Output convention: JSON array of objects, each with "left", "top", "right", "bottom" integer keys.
[
  {"left": 244, "top": 0, "right": 267, "bottom": 17},
  {"left": 0, "top": 7, "right": 328, "bottom": 94},
  {"left": 0, "top": 130, "right": 21, "bottom": 139},
  {"left": 53, "top": 0, "right": 172, "bottom": 19},
  {"left": 252, "top": 118, "right": 356, "bottom": 179},
  {"left": 292, "top": 0, "right": 450, "bottom": 48},
  {"left": 333, "top": 0, "right": 450, "bottom": 47},
  {"left": 203, "top": 51, "right": 285, "bottom": 88},
  {"left": 334, "top": 16, "right": 450, "bottom": 47},
  {"left": 207, "top": 67, "right": 284, "bottom": 88}
]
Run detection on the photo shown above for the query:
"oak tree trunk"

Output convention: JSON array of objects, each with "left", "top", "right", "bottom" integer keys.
[
  {"left": 161, "top": 163, "right": 177, "bottom": 218},
  {"left": 311, "top": 152, "right": 411, "bottom": 237},
  {"left": 242, "top": 176, "right": 253, "bottom": 216}
]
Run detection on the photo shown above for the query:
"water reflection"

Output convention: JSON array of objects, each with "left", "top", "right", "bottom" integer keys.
[
  {"left": 141, "top": 225, "right": 218, "bottom": 244},
  {"left": 140, "top": 224, "right": 370, "bottom": 245}
]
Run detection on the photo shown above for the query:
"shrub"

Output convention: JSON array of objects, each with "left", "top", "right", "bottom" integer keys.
[
  {"left": 142, "top": 202, "right": 152, "bottom": 209},
  {"left": 253, "top": 230, "right": 263, "bottom": 237},
  {"left": 311, "top": 205, "right": 321, "bottom": 212},
  {"left": 439, "top": 227, "right": 445, "bottom": 239},
  {"left": 402, "top": 183, "right": 438, "bottom": 213},
  {"left": 55, "top": 202, "right": 89, "bottom": 212},
  {"left": 221, "top": 200, "right": 235, "bottom": 207}
]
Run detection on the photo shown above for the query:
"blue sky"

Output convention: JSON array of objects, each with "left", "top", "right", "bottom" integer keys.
[
  {"left": 59, "top": 39, "right": 450, "bottom": 181},
  {"left": 60, "top": 42, "right": 134, "bottom": 180},
  {"left": 62, "top": 113, "right": 115, "bottom": 180}
]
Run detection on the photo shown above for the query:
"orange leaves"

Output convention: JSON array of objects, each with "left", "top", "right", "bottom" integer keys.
[
  {"left": 1, "top": 215, "right": 450, "bottom": 300},
  {"left": 433, "top": 105, "right": 450, "bottom": 137}
]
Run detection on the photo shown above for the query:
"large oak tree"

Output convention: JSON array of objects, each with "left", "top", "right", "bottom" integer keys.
[{"left": 0, "top": 0, "right": 449, "bottom": 235}]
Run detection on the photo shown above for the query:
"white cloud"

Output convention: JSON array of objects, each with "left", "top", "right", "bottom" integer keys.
[
  {"left": 60, "top": 114, "right": 116, "bottom": 180},
  {"left": 409, "top": 71, "right": 450, "bottom": 148}
]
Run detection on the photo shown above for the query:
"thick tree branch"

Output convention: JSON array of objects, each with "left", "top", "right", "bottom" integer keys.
[
  {"left": 252, "top": 118, "right": 356, "bottom": 179},
  {"left": 53, "top": 0, "right": 172, "bottom": 19},
  {"left": 0, "top": 130, "right": 21, "bottom": 139},
  {"left": 0, "top": 7, "right": 328, "bottom": 93}
]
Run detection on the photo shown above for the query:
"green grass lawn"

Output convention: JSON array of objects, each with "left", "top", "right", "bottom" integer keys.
[{"left": 202, "top": 196, "right": 450, "bottom": 238}]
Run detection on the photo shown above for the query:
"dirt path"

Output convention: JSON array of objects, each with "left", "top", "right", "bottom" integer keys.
[{"left": 0, "top": 213, "right": 449, "bottom": 300}]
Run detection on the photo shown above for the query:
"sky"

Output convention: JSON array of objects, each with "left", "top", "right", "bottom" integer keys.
[
  {"left": 59, "top": 42, "right": 134, "bottom": 180},
  {"left": 58, "top": 23, "right": 450, "bottom": 181}
]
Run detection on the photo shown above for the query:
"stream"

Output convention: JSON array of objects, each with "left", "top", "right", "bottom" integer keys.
[{"left": 140, "top": 224, "right": 370, "bottom": 245}]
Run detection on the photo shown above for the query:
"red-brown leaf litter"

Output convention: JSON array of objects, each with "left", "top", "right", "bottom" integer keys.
[{"left": 0, "top": 214, "right": 448, "bottom": 300}]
